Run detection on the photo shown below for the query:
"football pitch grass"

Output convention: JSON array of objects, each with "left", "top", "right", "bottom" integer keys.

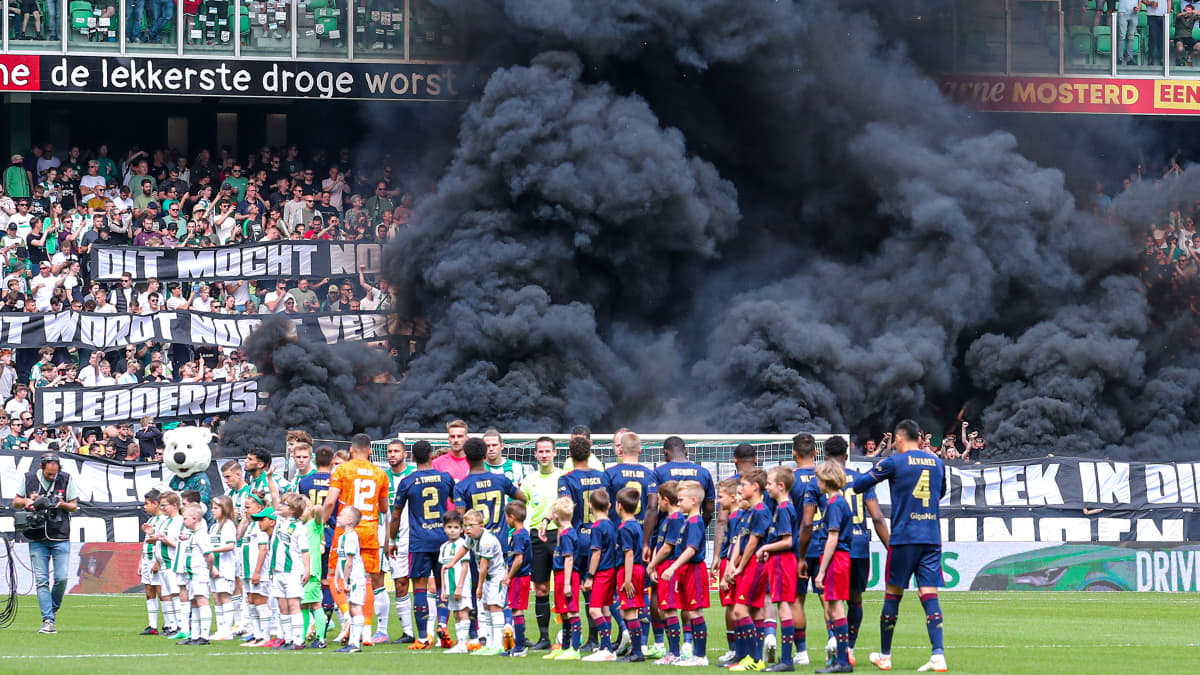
[{"left": 0, "top": 592, "right": 1195, "bottom": 673}]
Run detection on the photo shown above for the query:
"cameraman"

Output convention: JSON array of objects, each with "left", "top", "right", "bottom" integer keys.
[{"left": 12, "top": 453, "right": 79, "bottom": 634}]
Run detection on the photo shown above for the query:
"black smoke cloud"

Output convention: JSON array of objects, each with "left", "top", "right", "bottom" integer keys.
[{"left": 230, "top": 0, "right": 1198, "bottom": 459}]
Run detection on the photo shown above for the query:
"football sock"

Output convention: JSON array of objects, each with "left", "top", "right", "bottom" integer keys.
[
  {"left": 374, "top": 587, "right": 389, "bottom": 635},
  {"left": 478, "top": 607, "right": 491, "bottom": 646},
  {"left": 257, "top": 603, "right": 271, "bottom": 640},
  {"left": 781, "top": 619, "right": 795, "bottom": 664},
  {"left": 569, "top": 615, "right": 582, "bottom": 650},
  {"left": 301, "top": 608, "right": 311, "bottom": 640},
  {"left": 833, "top": 617, "right": 849, "bottom": 665},
  {"left": 920, "top": 592, "right": 944, "bottom": 655},
  {"left": 503, "top": 607, "right": 513, "bottom": 628},
  {"left": 586, "top": 614, "right": 597, "bottom": 645},
  {"left": 434, "top": 596, "right": 446, "bottom": 633},
  {"left": 177, "top": 598, "right": 190, "bottom": 634},
  {"left": 413, "top": 590, "right": 429, "bottom": 640},
  {"left": 797, "top": 624, "right": 807, "bottom": 654},
  {"left": 397, "top": 591, "right": 414, "bottom": 637},
  {"left": 535, "top": 594, "right": 551, "bottom": 640},
  {"left": 651, "top": 617, "right": 666, "bottom": 646},
  {"left": 628, "top": 620, "right": 643, "bottom": 654},
  {"left": 639, "top": 607, "right": 651, "bottom": 645},
  {"left": 880, "top": 593, "right": 901, "bottom": 656},
  {"left": 190, "top": 607, "right": 200, "bottom": 638},
  {"left": 146, "top": 598, "right": 158, "bottom": 629},
  {"left": 281, "top": 612, "right": 293, "bottom": 645},
  {"left": 350, "top": 614, "right": 364, "bottom": 648},
  {"left": 363, "top": 580, "right": 375, "bottom": 629},
  {"left": 691, "top": 617, "right": 707, "bottom": 659},
  {"left": 754, "top": 619, "right": 767, "bottom": 661},
  {"left": 611, "top": 604, "right": 626, "bottom": 633},
  {"left": 162, "top": 597, "right": 177, "bottom": 632},
  {"left": 491, "top": 610, "right": 505, "bottom": 648},
  {"left": 199, "top": 605, "right": 212, "bottom": 640},
  {"left": 665, "top": 615, "right": 681, "bottom": 657},
  {"left": 456, "top": 618, "right": 471, "bottom": 645},
  {"left": 468, "top": 608, "right": 478, "bottom": 640},
  {"left": 848, "top": 600, "right": 864, "bottom": 648},
  {"left": 734, "top": 616, "right": 754, "bottom": 660},
  {"left": 313, "top": 603, "right": 328, "bottom": 640},
  {"left": 513, "top": 613, "right": 526, "bottom": 649},
  {"left": 684, "top": 621, "right": 693, "bottom": 647},
  {"left": 599, "top": 614, "right": 612, "bottom": 651}
]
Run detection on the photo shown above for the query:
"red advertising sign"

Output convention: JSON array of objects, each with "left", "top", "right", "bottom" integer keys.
[
  {"left": 940, "top": 74, "right": 1200, "bottom": 115},
  {"left": 0, "top": 55, "right": 41, "bottom": 91}
]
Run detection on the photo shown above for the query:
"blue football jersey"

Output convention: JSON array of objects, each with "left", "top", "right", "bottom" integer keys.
[
  {"left": 605, "top": 462, "right": 658, "bottom": 523},
  {"left": 617, "top": 520, "right": 644, "bottom": 564},
  {"left": 507, "top": 528, "right": 533, "bottom": 577},
  {"left": 557, "top": 469, "right": 611, "bottom": 536},
  {"left": 767, "top": 500, "right": 800, "bottom": 558},
  {"left": 800, "top": 475, "right": 827, "bottom": 558},
  {"left": 722, "top": 509, "right": 743, "bottom": 560},
  {"left": 394, "top": 469, "right": 455, "bottom": 553},
  {"left": 653, "top": 461, "right": 716, "bottom": 509},
  {"left": 453, "top": 472, "right": 520, "bottom": 539},
  {"left": 297, "top": 471, "right": 333, "bottom": 526},
  {"left": 553, "top": 527, "right": 579, "bottom": 571},
  {"left": 678, "top": 514, "right": 707, "bottom": 564},
  {"left": 661, "top": 511, "right": 686, "bottom": 560},
  {"left": 844, "top": 467, "right": 878, "bottom": 559},
  {"left": 590, "top": 518, "right": 619, "bottom": 571},
  {"left": 740, "top": 501, "right": 771, "bottom": 554},
  {"left": 820, "top": 493, "right": 852, "bottom": 553},
  {"left": 852, "top": 451, "right": 945, "bottom": 546}
]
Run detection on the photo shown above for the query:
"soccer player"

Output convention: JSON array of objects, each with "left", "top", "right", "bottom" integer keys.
[
  {"left": 726, "top": 469, "right": 771, "bottom": 671},
  {"left": 245, "top": 448, "right": 285, "bottom": 506},
  {"left": 581, "top": 489, "right": 619, "bottom": 662},
  {"left": 661, "top": 481, "right": 711, "bottom": 667},
  {"left": 323, "top": 433, "right": 389, "bottom": 644},
  {"left": 139, "top": 489, "right": 165, "bottom": 635},
  {"left": 290, "top": 432, "right": 315, "bottom": 481},
  {"left": 151, "top": 492, "right": 185, "bottom": 637},
  {"left": 269, "top": 494, "right": 312, "bottom": 650},
  {"left": 852, "top": 420, "right": 947, "bottom": 673},
  {"left": 604, "top": 430, "right": 657, "bottom": 654},
  {"left": 483, "top": 428, "right": 528, "bottom": 485},
  {"left": 297, "top": 446, "right": 334, "bottom": 648},
  {"left": 502, "top": 501, "right": 533, "bottom": 657},
  {"left": 208, "top": 496, "right": 238, "bottom": 640},
  {"left": 439, "top": 510, "right": 474, "bottom": 654},
  {"left": 333, "top": 506, "right": 368, "bottom": 654},
  {"left": 759, "top": 466, "right": 801, "bottom": 672},
  {"left": 520, "top": 436, "right": 564, "bottom": 650},
  {"left": 219, "top": 461, "right": 252, "bottom": 636},
  {"left": 242, "top": 494, "right": 273, "bottom": 647},
  {"left": 432, "top": 419, "right": 470, "bottom": 481},
  {"left": 180, "top": 503, "right": 216, "bottom": 645},
  {"left": 646, "top": 480, "right": 684, "bottom": 665},
  {"left": 546, "top": 496, "right": 585, "bottom": 661},
  {"left": 163, "top": 491, "right": 195, "bottom": 641},
  {"left": 389, "top": 440, "right": 456, "bottom": 650},
  {"left": 824, "top": 435, "right": 890, "bottom": 665},
  {"left": 557, "top": 436, "right": 611, "bottom": 651},
  {"left": 454, "top": 437, "right": 526, "bottom": 538},
  {"left": 381, "top": 439, "right": 416, "bottom": 644},
  {"left": 448, "top": 509, "right": 508, "bottom": 656},
  {"left": 613, "top": 487, "right": 646, "bottom": 663},
  {"left": 793, "top": 432, "right": 826, "bottom": 665},
  {"left": 814, "top": 462, "right": 853, "bottom": 674},
  {"left": 649, "top": 436, "right": 716, "bottom": 536},
  {"left": 715, "top": 479, "right": 743, "bottom": 666}
]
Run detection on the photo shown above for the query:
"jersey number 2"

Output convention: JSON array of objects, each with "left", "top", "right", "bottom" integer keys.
[{"left": 353, "top": 478, "right": 377, "bottom": 511}]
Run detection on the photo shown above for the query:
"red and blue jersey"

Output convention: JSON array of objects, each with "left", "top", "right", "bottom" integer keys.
[
  {"left": 766, "top": 499, "right": 799, "bottom": 558},
  {"left": 394, "top": 468, "right": 456, "bottom": 553},
  {"left": 507, "top": 527, "right": 533, "bottom": 577},
  {"left": 738, "top": 501, "right": 771, "bottom": 554},
  {"left": 661, "top": 511, "right": 686, "bottom": 561},
  {"left": 819, "top": 493, "right": 852, "bottom": 553},
  {"left": 605, "top": 463, "right": 658, "bottom": 523},
  {"left": 617, "top": 520, "right": 644, "bottom": 561},
  {"left": 453, "top": 471, "right": 520, "bottom": 539},
  {"left": 557, "top": 469, "right": 611, "bottom": 536},
  {"left": 852, "top": 451, "right": 944, "bottom": 546},
  {"left": 721, "top": 509, "right": 743, "bottom": 560},
  {"left": 553, "top": 526, "right": 580, "bottom": 571},
  {"left": 589, "top": 518, "right": 619, "bottom": 571},
  {"left": 800, "top": 477, "right": 826, "bottom": 558},
  {"left": 678, "top": 514, "right": 707, "bottom": 564}
]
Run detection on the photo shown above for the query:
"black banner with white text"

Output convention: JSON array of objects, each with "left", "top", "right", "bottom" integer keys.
[
  {"left": 34, "top": 380, "right": 262, "bottom": 426},
  {"left": 0, "top": 309, "right": 388, "bottom": 350},
  {"left": 89, "top": 241, "right": 383, "bottom": 282}
]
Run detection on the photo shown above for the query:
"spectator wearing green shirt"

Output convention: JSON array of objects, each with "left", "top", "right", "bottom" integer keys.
[
  {"left": 365, "top": 181, "right": 394, "bottom": 225},
  {"left": 224, "top": 163, "right": 249, "bottom": 201},
  {"left": 286, "top": 278, "right": 320, "bottom": 312},
  {"left": 132, "top": 178, "right": 156, "bottom": 218}
]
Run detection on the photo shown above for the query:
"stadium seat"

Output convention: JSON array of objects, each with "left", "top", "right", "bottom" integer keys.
[
  {"left": 70, "top": 0, "right": 94, "bottom": 34},
  {"left": 1095, "top": 25, "right": 1112, "bottom": 60},
  {"left": 1193, "top": 23, "right": 1200, "bottom": 42},
  {"left": 1069, "top": 25, "right": 1094, "bottom": 65}
]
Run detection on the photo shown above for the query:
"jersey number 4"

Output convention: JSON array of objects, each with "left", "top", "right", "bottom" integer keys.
[{"left": 911, "top": 469, "right": 932, "bottom": 508}]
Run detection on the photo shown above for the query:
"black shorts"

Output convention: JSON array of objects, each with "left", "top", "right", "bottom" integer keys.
[
  {"left": 531, "top": 529, "right": 557, "bottom": 584},
  {"left": 1178, "top": 37, "right": 1198, "bottom": 52},
  {"left": 849, "top": 557, "right": 870, "bottom": 593}
]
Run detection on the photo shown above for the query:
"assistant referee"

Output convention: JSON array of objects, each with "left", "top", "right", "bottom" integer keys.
[{"left": 519, "top": 436, "right": 564, "bottom": 650}]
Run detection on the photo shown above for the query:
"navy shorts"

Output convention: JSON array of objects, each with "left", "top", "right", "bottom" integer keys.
[
  {"left": 410, "top": 550, "right": 440, "bottom": 580},
  {"left": 849, "top": 557, "right": 870, "bottom": 593},
  {"left": 885, "top": 544, "right": 943, "bottom": 589}
]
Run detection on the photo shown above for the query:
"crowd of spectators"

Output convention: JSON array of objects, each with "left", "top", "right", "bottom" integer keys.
[
  {"left": 859, "top": 420, "right": 987, "bottom": 463},
  {"left": 0, "top": 141, "right": 411, "bottom": 462}
]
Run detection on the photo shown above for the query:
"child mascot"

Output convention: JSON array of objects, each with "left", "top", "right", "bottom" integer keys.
[{"left": 162, "top": 426, "right": 214, "bottom": 523}]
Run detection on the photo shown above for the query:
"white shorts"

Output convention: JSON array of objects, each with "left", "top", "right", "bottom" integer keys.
[
  {"left": 271, "top": 572, "right": 303, "bottom": 599},
  {"left": 140, "top": 558, "right": 160, "bottom": 587},
  {"left": 246, "top": 577, "right": 271, "bottom": 597},
  {"left": 160, "top": 570, "right": 182, "bottom": 596},
  {"left": 480, "top": 577, "right": 506, "bottom": 608},
  {"left": 235, "top": 549, "right": 245, "bottom": 578},
  {"left": 346, "top": 577, "right": 367, "bottom": 606},
  {"left": 388, "top": 548, "right": 410, "bottom": 579},
  {"left": 446, "top": 592, "right": 473, "bottom": 612},
  {"left": 212, "top": 576, "right": 235, "bottom": 595},
  {"left": 188, "top": 577, "right": 210, "bottom": 598}
]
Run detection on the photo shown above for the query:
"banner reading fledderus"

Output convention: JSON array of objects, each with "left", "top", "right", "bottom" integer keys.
[
  {"left": 89, "top": 241, "right": 381, "bottom": 282},
  {"left": 34, "top": 380, "right": 262, "bottom": 426},
  {"left": 0, "top": 309, "right": 387, "bottom": 350}
]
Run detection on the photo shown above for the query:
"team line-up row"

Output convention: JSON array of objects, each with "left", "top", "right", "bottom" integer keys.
[{"left": 138, "top": 421, "right": 949, "bottom": 672}]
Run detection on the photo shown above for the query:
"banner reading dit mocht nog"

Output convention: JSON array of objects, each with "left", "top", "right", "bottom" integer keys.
[{"left": 89, "top": 241, "right": 382, "bottom": 282}]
